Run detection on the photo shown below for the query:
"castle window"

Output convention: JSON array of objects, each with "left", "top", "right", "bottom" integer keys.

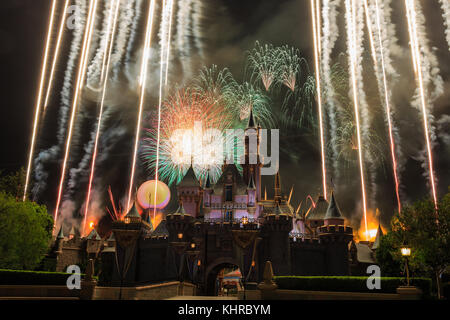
[
  {"left": 225, "top": 185, "right": 232, "bottom": 201},
  {"left": 225, "top": 210, "right": 233, "bottom": 222}
]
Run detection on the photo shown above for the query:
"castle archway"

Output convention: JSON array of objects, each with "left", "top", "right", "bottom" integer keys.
[{"left": 205, "top": 258, "right": 241, "bottom": 296}]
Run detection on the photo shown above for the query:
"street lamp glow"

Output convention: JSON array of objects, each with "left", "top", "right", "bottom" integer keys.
[{"left": 401, "top": 247, "right": 411, "bottom": 256}]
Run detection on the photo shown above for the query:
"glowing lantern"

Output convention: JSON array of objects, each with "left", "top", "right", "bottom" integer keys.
[
  {"left": 401, "top": 247, "right": 411, "bottom": 257},
  {"left": 177, "top": 233, "right": 183, "bottom": 239}
]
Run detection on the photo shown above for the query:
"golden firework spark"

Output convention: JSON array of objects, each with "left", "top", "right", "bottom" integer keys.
[
  {"left": 44, "top": 0, "right": 70, "bottom": 110},
  {"left": 54, "top": 0, "right": 99, "bottom": 228},
  {"left": 127, "top": 0, "right": 157, "bottom": 211},
  {"left": 311, "top": 0, "right": 328, "bottom": 200},
  {"left": 405, "top": 0, "right": 438, "bottom": 209},
  {"left": 23, "top": 0, "right": 58, "bottom": 201},
  {"left": 83, "top": 0, "right": 121, "bottom": 236},
  {"left": 347, "top": 0, "right": 368, "bottom": 239},
  {"left": 373, "top": 0, "right": 402, "bottom": 213}
]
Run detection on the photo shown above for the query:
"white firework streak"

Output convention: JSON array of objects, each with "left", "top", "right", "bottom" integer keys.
[
  {"left": 158, "top": 0, "right": 172, "bottom": 81},
  {"left": 408, "top": 1, "right": 444, "bottom": 182},
  {"left": 112, "top": 0, "right": 136, "bottom": 78},
  {"left": 439, "top": 0, "right": 450, "bottom": 51},
  {"left": 366, "top": 0, "right": 404, "bottom": 167},
  {"left": 66, "top": 107, "right": 113, "bottom": 196},
  {"left": 321, "top": 0, "right": 340, "bottom": 176},
  {"left": 192, "top": 0, "right": 204, "bottom": 58},
  {"left": 32, "top": 0, "right": 87, "bottom": 197},
  {"left": 176, "top": 0, "right": 194, "bottom": 79},
  {"left": 87, "top": 0, "right": 115, "bottom": 87},
  {"left": 355, "top": 0, "right": 377, "bottom": 206},
  {"left": 366, "top": 0, "right": 403, "bottom": 211},
  {"left": 125, "top": 0, "right": 143, "bottom": 70},
  {"left": 58, "top": 0, "right": 87, "bottom": 144}
]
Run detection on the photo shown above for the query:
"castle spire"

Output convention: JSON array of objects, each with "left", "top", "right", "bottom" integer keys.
[
  {"left": 57, "top": 226, "right": 64, "bottom": 239},
  {"left": 274, "top": 171, "right": 281, "bottom": 202},
  {"left": 247, "top": 105, "right": 257, "bottom": 128},
  {"left": 324, "top": 191, "right": 343, "bottom": 219},
  {"left": 247, "top": 173, "right": 256, "bottom": 189},
  {"left": 205, "top": 171, "right": 211, "bottom": 189},
  {"left": 178, "top": 165, "right": 200, "bottom": 187},
  {"left": 372, "top": 224, "right": 384, "bottom": 250}
]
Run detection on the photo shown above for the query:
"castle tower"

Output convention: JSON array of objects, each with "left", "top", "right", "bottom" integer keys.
[
  {"left": 177, "top": 166, "right": 203, "bottom": 217},
  {"left": 166, "top": 204, "right": 195, "bottom": 253},
  {"left": 243, "top": 107, "right": 262, "bottom": 203},
  {"left": 262, "top": 203, "right": 293, "bottom": 276},
  {"left": 318, "top": 193, "right": 353, "bottom": 275},
  {"left": 110, "top": 201, "right": 145, "bottom": 286}
]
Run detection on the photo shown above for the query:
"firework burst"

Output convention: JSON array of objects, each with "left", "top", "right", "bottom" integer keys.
[
  {"left": 246, "top": 41, "right": 280, "bottom": 91},
  {"left": 142, "top": 89, "right": 236, "bottom": 186},
  {"left": 278, "top": 46, "right": 302, "bottom": 92},
  {"left": 224, "top": 81, "right": 273, "bottom": 128}
]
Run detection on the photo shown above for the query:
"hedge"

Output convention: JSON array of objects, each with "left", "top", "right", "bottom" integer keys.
[
  {"left": 0, "top": 269, "right": 84, "bottom": 286},
  {"left": 274, "top": 276, "right": 432, "bottom": 297}
]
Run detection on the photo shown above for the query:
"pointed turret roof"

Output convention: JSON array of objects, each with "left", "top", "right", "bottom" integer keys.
[
  {"left": 57, "top": 227, "right": 64, "bottom": 239},
  {"left": 125, "top": 202, "right": 141, "bottom": 218},
  {"left": 107, "top": 232, "right": 115, "bottom": 241},
  {"left": 324, "top": 192, "right": 343, "bottom": 219},
  {"left": 213, "top": 163, "right": 247, "bottom": 195},
  {"left": 152, "top": 220, "right": 169, "bottom": 237},
  {"left": 178, "top": 166, "right": 200, "bottom": 187},
  {"left": 306, "top": 195, "right": 328, "bottom": 220},
  {"left": 86, "top": 229, "right": 101, "bottom": 240},
  {"left": 205, "top": 172, "right": 211, "bottom": 189},
  {"left": 69, "top": 225, "right": 76, "bottom": 236},
  {"left": 247, "top": 106, "right": 257, "bottom": 128},
  {"left": 372, "top": 224, "right": 384, "bottom": 250},
  {"left": 247, "top": 174, "right": 256, "bottom": 189},
  {"left": 174, "top": 204, "right": 187, "bottom": 215}
]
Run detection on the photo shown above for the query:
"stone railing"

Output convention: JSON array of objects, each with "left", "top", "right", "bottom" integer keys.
[{"left": 203, "top": 217, "right": 258, "bottom": 224}]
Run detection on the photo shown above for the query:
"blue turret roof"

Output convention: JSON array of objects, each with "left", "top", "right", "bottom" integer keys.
[
  {"left": 57, "top": 227, "right": 64, "bottom": 239},
  {"left": 324, "top": 192, "right": 343, "bottom": 219},
  {"left": 178, "top": 166, "right": 200, "bottom": 187}
]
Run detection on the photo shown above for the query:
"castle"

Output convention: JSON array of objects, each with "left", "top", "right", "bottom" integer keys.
[{"left": 50, "top": 110, "right": 380, "bottom": 295}]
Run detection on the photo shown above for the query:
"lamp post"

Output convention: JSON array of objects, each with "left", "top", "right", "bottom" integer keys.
[{"left": 401, "top": 247, "right": 411, "bottom": 286}]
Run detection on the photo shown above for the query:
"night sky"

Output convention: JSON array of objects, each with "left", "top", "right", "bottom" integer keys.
[{"left": 0, "top": 0, "right": 449, "bottom": 230}]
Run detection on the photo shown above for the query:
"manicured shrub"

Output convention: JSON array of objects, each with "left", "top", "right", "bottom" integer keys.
[
  {"left": 274, "top": 276, "right": 432, "bottom": 297},
  {"left": 0, "top": 269, "right": 84, "bottom": 286}
]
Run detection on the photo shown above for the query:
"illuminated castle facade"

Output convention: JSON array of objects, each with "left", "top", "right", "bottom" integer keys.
[{"left": 84, "top": 110, "right": 356, "bottom": 294}]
